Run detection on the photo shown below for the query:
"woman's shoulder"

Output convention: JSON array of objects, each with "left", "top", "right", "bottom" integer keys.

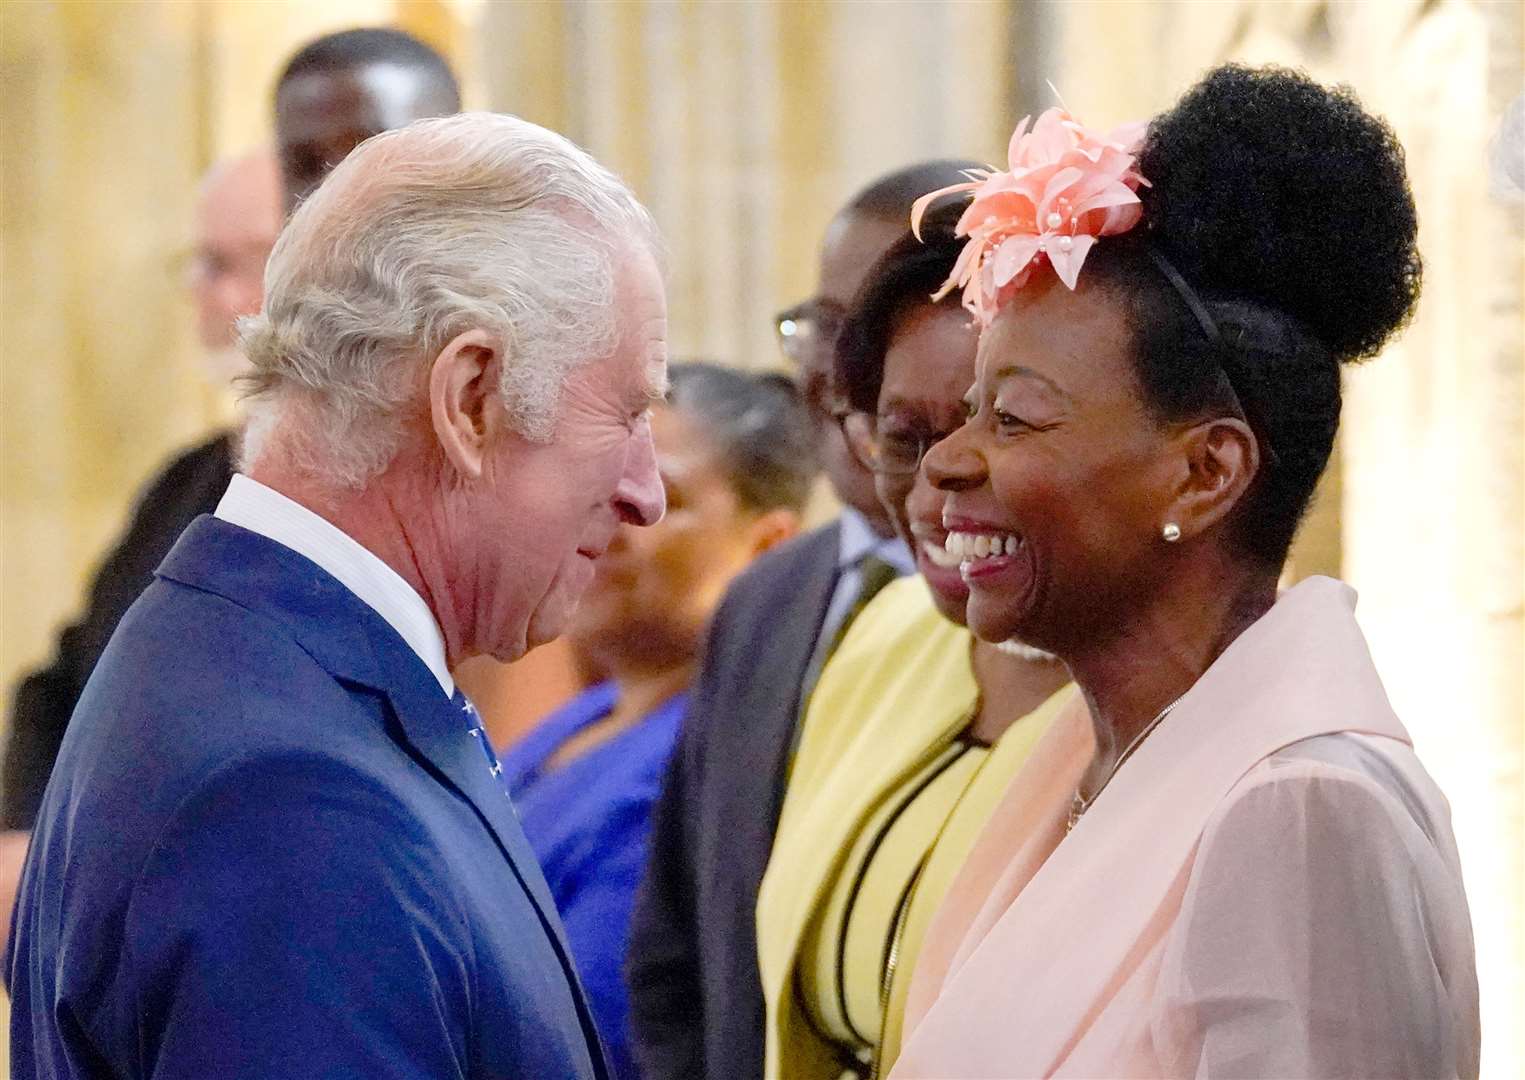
[
  {"left": 500, "top": 681, "right": 619, "bottom": 787},
  {"left": 1216, "top": 732, "right": 1456, "bottom": 855},
  {"left": 1161, "top": 732, "right": 1478, "bottom": 1078},
  {"left": 832, "top": 575, "right": 964, "bottom": 663},
  {"left": 1189, "top": 731, "right": 1468, "bottom": 917},
  {"left": 807, "top": 576, "right": 973, "bottom": 728}
]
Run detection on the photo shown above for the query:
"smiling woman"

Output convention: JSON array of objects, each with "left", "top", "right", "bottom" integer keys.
[
  {"left": 756, "top": 212, "right": 1072, "bottom": 1080},
  {"left": 893, "top": 65, "right": 1479, "bottom": 1080}
]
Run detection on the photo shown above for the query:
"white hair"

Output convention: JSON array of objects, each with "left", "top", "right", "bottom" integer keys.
[{"left": 237, "top": 112, "right": 662, "bottom": 486}]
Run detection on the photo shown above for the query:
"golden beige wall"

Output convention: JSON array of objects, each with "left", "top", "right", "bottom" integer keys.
[
  {"left": 475, "top": 0, "right": 1013, "bottom": 375},
  {"left": 0, "top": 0, "right": 475, "bottom": 726}
]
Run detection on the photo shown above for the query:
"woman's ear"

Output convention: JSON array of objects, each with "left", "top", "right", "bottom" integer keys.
[
  {"left": 741, "top": 508, "right": 803, "bottom": 559},
  {"left": 1160, "top": 416, "right": 1260, "bottom": 541},
  {"left": 429, "top": 329, "right": 501, "bottom": 479}
]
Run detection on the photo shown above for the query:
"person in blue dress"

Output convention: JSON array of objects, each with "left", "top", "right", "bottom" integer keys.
[{"left": 502, "top": 361, "right": 820, "bottom": 1079}]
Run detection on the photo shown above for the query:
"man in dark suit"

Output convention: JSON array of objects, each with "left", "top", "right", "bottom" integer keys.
[
  {"left": 0, "top": 29, "right": 463, "bottom": 923},
  {"left": 626, "top": 160, "right": 981, "bottom": 1080},
  {"left": 9, "top": 112, "right": 667, "bottom": 1078}
]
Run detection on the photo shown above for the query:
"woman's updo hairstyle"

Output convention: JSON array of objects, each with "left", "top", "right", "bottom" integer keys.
[{"left": 1087, "top": 64, "right": 1421, "bottom": 568}]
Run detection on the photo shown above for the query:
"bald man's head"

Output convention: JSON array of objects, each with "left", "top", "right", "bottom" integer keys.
[
  {"left": 274, "top": 28, "right": 461, "bottom": 214},
  {"left": 189, "top": 149, "right": 282, "bottom": 372}
]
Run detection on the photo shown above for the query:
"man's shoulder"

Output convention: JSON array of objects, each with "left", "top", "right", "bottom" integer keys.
[
  {"left": 131, "top": 430, "right": 236, "bottom": 517},
  {"left": 67, "top": 572, "right": 380, "bottom": 802},
  {"left": 716, "top": 520, "right": 840, "bottom": 613}
]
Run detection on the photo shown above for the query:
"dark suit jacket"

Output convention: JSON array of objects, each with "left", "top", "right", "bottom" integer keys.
[
  {"left": 7, "top": 517, "right": 610, "bottom": 1080},
  {"left": 626, "top": 521, "right": 841, "bottom": 1080},
  {"left": 2, "top": 431, "right": 235, "bottom": 830}
]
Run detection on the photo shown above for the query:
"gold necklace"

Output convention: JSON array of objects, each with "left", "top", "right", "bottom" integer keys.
[{"left": 1067, "top": 694, "right": 1184, "bottom": 832}]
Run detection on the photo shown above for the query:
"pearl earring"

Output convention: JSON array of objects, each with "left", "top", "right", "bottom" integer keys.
[{"left": 1162, "top": 522, "right": 1182, "bottom": 542}]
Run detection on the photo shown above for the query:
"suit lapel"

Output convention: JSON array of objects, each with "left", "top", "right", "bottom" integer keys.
[
  {"left": 746, "top": 523, "right": 843, "bottom": 826},
  {"left": 157, "top": 518, "right": 609, "bottom": 1077},
  {"left": 373, "top": 658, "right": 563, "bottom": 919}
]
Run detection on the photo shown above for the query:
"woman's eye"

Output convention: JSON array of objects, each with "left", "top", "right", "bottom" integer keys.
[{"left": 993, "top": 408, "right": 1030, "bottom": 431}]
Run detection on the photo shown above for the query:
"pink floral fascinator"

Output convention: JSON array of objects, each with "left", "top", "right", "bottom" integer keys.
[{"left": 911, "top": 107, "right": 1150, "bottom": 326}]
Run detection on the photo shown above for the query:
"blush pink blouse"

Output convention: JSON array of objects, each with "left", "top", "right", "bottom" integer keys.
[{"left": 892, "top": 577, "right": 1479, "bottom": 1079}]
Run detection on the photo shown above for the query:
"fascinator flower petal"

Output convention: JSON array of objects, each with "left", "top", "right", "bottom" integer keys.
[
  {"left": 1004, "top": 114, "right": 1033, "bottom": 163},
  {"left": 910, "top": 178, "right": 984, "bottom": 240},
  {"left": 1045, "top": 233, "right": 1097, "bottom": 290},
  {"left": 912, "top": 103, "right": 1149, "bottom": 325},
  {"left": 991, "top": 235, "right": 1042, "bottom": 287}
]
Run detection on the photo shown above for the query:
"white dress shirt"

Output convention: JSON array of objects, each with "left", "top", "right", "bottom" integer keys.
[
  {"left": 818, "top": 505, "right": 915, "bottom": 644},
  {"left": 215, "top": 474, "right": 454, "bottom": 699}
]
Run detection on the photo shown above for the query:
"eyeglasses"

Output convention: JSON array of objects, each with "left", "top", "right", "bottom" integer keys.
[
  {"left": 840, "top": 412, "right": 947, "bottom": 476},
  {"left": 774, "top": 299, "right": 847, "bottom": 366}
]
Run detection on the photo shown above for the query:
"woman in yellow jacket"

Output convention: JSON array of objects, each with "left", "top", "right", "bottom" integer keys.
[{"left": 756, "top": 213, "right": 1074, "bottom": 1078}]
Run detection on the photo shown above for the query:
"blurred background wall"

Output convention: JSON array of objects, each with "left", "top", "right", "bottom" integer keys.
[{"left": 1, "top": 0, "right": 1520, "bottom": 1074}]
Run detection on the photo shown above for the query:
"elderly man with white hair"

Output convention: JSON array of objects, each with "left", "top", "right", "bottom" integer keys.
[{"left": 8, "top": 113, "right": 666, "bottom": 1080}]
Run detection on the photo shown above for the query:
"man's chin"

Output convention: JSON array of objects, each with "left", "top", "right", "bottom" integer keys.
[
  {"left": 517, "top": 559, "right": 598, "bottom": 654},
  {"left": 522, "top": 598, "right": 578, "bottom": 655}
]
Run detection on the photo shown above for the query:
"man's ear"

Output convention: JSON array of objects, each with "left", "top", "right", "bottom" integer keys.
[
  {"left": 429, "top": 329, "right": 501, "bottom": 480},
  {"left": 1160, "top": 416, "right": 1260, "bottom": 541},
  {"left": 741, "top": 508, "right": 802, "bottom": 559}
]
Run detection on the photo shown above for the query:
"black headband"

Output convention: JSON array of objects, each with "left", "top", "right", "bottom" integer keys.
[
  {"left": 1147, "top": 248, "right": 1221, "bottom": 346},
  {"left": 1147, "top": 247, "right": 1279, "bottom": 469}
]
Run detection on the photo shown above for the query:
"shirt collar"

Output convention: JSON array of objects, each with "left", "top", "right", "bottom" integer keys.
[
  {"left": 214, "top": 474, "right": 454, "bottom": 698},
  {"left": 836, "top": 505, "right": 915, "bottom": 576}
]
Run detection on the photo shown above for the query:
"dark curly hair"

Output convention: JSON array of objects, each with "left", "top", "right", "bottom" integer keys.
[
  {"left": 1086, "top": 64, "right": 1421, "bottom": 568},
  {"left": 836, "top": 198, "right": 968, "bottom": 415}
]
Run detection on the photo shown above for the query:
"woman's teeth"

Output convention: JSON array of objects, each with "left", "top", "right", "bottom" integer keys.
[
  {"left": 921, "top": 538, "right": 963, "bottom": 570},
  {"left": 945, "top": 531, "right": 1022, "bottom": 560}
]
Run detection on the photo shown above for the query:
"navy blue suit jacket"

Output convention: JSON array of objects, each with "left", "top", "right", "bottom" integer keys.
[{"left": 8, "top": 517, "right": 610, "bottom": 1080}]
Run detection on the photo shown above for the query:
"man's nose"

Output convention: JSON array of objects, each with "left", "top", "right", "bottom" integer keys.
[
  {"left": 613, "top": 418, "right": 665, "bottom": 527},
  {"left": 923, "top": 422, "right": 986, "bottom": 493}
]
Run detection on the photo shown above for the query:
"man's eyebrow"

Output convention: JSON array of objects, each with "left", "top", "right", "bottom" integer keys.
[{"left": 991, "top": 364, "right": 1072, "bottom": 401}]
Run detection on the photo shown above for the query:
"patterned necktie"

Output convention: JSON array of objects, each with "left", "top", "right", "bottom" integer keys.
[{"left": 453, "top": 689, "right": 511, "bottom": 794}]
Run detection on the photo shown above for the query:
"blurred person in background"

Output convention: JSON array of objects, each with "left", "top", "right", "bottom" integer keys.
[
  {"left": 0, "top": 149, "right": 282, "bottom": 919},
  {"left": 9, "top": 111, "right": 664, "bottom": 1079},
  {"left": 626, "top": 160, "right": 980, "bottom": 1080},
  {"left": 273, "top": 27, "right": 460, "bottom": 215},
  {"left": 0, "top": 26, "right": 461, "bottom": 932},
  {"left": 756, "top": 210, "right": 1072, "bottom": 1078},
  {"left": 503, "top": 362, "right": 817, "bottom": 1080}
]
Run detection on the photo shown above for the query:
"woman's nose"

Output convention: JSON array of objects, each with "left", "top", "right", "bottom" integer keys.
[{"left": 922, "top": 422, "right": 985, "bottom": 493}]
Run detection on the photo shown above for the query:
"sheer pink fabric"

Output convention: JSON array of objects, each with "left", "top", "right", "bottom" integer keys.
[{"left": 893, "top": 577, "right": 1479, "bottom": 1079}]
